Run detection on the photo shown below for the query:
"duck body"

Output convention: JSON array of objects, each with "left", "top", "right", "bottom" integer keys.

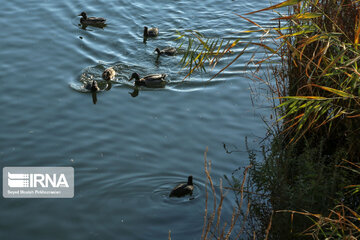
[
  {"left": 155, "top": 47, "right": 177, "bottom": 56},
  {"left": 144, "top": 26, "right": 159, "bottom": 37},
  {"left": 85, "top": 80, "right": 100, "bottom": 92},
  {"left": 102, "top": 67, "right": 116, "bottom": 81},
  {"left": 129, "top": 72, "right": 167, "bottom": 88},
  {"left": 79, "top": 12, "right": 106, "bottom": 25},
  {"left": 169, "top": 176, "right": 194, "bottom": 198}
]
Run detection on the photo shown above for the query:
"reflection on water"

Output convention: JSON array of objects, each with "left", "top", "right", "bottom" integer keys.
[
  {"left": 92, "top": 92, "right": 97, "bottom": 104},
  {"left": 105, "top": 81, "right": 112, "bottom": 91},
  {"left": 79, "top": 23, "right": 107, "bottom": 30},
  {"left": 129, "top": 87, "right": 139, "bottom": 97}
]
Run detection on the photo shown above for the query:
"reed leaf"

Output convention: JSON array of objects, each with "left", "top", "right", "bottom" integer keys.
[
  {"left": 311, "top": 84, "right": 356, "bottom": 98},
  {"left": 245, "top": 0, "right": 303, "bottom": 15}
]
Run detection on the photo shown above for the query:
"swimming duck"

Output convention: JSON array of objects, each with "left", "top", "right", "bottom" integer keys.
[
  {"left": 154, "top": 47, "right": 177, "bottom": 56},
  {"left": 143, "top": 26, "right": 159, "bottom": 37},
  {"left": 169, "top": 176, "right": 194, "bottom": 198},
  {"left": 85, "top": 80, "right": 100, "bottom": 92},
  {"left": 78, "top": 12, "right": 106, "bottom": 25},
  {"left": 102, "top": 67, "right": 116, "bottom": 81},
  {"left": 129, "top": 72, "right": 167, "bottom": 87}
]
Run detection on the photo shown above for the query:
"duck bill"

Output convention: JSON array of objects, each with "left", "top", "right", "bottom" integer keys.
[{"left": 128, "top": 77, "right": 133, "bottom": 81}]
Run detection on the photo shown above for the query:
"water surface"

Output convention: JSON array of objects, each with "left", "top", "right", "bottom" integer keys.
[{"left": 0, "top": 0, "right": 276, "bottom": 239}]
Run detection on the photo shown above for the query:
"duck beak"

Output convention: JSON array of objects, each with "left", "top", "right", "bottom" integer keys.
[
  {"left": 128, "top": 77, "right": 133, "bottom": 81},
  {"left": 78, "top": 13, "right": 82, "bottom": 16}
]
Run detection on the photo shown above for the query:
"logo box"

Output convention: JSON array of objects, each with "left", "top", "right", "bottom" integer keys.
[{"left": 3, "top": 167, "right": 74, "bottom": 198}]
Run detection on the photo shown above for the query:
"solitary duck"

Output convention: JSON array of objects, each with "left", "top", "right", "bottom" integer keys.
[
  {"left": 169, "top": 176, "right": 194, "bottom": 198},
  {"left": 144, "top": 26, "right": 159, "bottom": 38},
  {"left": 102, "top": 67, "right": 116, "bottom": 81},
  {"left": 129, "top": 72, "right": 167, "bottom": 88},
  {"left": 154, "top": 47, "right": 177, "bottom": 56},
  {"left": 78, "top": 12, "right": 106, "bottom": 25},
  {"left": 85, "top": 80, "right": 100, "bottom": 92}
]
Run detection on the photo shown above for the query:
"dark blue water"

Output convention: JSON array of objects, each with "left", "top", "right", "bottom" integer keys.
[{"left": 0, "top": 0, "right": 276, "bottom": 239}]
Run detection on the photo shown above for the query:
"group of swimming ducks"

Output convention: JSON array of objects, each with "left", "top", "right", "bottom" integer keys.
[
  {"left": 79, "top": 12, "right": 177, "bottom": 94},
  {"left": 79, "top": 12, "right": 193, "bottom": 197}
]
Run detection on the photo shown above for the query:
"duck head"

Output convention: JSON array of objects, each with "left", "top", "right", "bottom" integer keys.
[
  {"left": 102, "top": 71, "right": 110, "bottom": 81},
  {"left": 102, "top": 68, "right": 114, "bottom": 81},
  {"left": 78, "top": 12, "right": 87, "bottom": 19},
  {"left": 129, "top": 72, "right": 140, "bottom": 81},
  {"left": 187, "top": 176, "right": 193, "bottom": 185},
  {"left": 154, "top": 48, "right": 161, "bottom": 55},
  {"left": 91, "top": 80, "right": 99, "bottom": 91}
]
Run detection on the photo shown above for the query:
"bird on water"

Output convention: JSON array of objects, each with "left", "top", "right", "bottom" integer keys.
[
  {"left": 154, "top": 47, "right": 177, "bottom": 56},
  {"left": 85, "top": 80, "right": 100, "bottom": 92},
  {"left": 169, "top": 176, "right": 194, "bottom": 198},
  {"left": 143, "top": 26, "right": 159, "bottom": 38},
  {"left": 78, "top": 12, "right": 106, "bottom": 25},
  {"left": 128, "top": 72, "right": 167, "bottom": 88},
  {"left": 102, "top": 67, "right": 116, "bottom": 81}
]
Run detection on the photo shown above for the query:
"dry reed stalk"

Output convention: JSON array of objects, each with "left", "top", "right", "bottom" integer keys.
[
  {"left": 201, "top": 147, "right": 210, "bottom": 240},
  {"left": 201, "top": 147, "right": 253, "bottom": 240},
  {"left": 264, "top": 211, "right": 274, "bottom": 240},
  {"left": 202, "top": 147, "right": 218, "bottom": 240}
]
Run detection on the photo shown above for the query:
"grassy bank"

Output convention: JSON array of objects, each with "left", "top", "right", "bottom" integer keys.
[{"left": 241, "top": 0, "right": 360, "bottom": 238}]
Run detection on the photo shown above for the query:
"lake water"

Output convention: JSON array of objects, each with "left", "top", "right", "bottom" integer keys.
[{"left": 0, "top": 0, "right": 276, "bottom": 239}]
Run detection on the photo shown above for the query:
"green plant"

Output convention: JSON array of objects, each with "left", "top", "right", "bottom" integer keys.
[{"left": 279, "top": 160, "right": 360, "bottom": 239}]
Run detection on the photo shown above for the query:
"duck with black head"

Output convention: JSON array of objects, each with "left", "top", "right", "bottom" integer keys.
[
  {"left": 78, "top": 12, "right": 106, "bottom": 26},
  {"left": 169, "top": 176, "right": 194, "bottom": 198},
  {"left": 129, "top": 72, "right": 167, "bottom": 88},
  {"left": 154, "top": 47, "right": 177, "bottom": 56}
]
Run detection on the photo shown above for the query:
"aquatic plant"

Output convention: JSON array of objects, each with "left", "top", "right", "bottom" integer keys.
[{"left": 175, "top": 30, "right": 249, "bottom": 80}]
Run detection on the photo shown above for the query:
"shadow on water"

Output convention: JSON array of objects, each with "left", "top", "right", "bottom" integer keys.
[
  {"left": 91, "top": 92, "right": 97, "bottom": 104},
  {"left": 129, "top": 88, "right": 139, "bottom": 98}
]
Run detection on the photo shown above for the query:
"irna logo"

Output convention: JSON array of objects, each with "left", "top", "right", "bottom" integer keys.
[
  {"left": 8, "top": 172, "right": 69, "bottom": 188},
  {"left": 3, "top": 167, "right": 74, "bottom": 198}
]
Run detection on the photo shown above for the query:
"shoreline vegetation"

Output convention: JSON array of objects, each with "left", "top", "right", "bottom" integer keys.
[{"left": 176, "top": 0, "right": 360, "bottom": 239}]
